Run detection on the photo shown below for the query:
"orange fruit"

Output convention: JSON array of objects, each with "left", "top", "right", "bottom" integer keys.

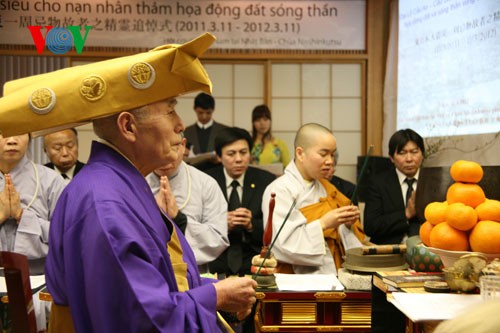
[
  {"left": 450, "top": 160, "right": 484, "bottom": 183},
  {"left": 446, "top": 182, "right": 486, "bottom": 208},
  {"left": 419, "top": 221, "right": 434, "bottom": 246},
  {"left": 445, "top": 202, "right": 478, "bottom": 231},
  {"left": 429, "top": 222, "right": 469, "bottom": 251},
  {"left": 424, "top": 201, "right": 448, "bottom": 225},
  {"left": 475, "top": 199, "right": 500, "bottom": 222},
  {"left": 470, "top": 220, "right": 500, "bottom": 254}
]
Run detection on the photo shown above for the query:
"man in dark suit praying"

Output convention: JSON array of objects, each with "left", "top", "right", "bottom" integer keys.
[
  {"left": 363, "top": 128, "right": 425, "bottom": 333},
  {"left": 206, "top": 127, "right": 276, "bottom": 278}
]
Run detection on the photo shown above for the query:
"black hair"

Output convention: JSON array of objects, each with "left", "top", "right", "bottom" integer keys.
[
  {"left": 388, "top": 128, "right": 425, "bottom": 157},
  {"left": 194, "top": 92, "right": 215, "bottom": 110},
  {"left": 214, "top": 127, "right": 253, "bottom": 157},
  {"left": 251, "top": 104, "right": 272, "bottom": 144}
]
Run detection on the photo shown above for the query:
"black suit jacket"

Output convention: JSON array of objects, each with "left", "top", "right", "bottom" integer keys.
[
  {"left": 205, "top": 166, "right": 276, "bottom": 276},
  {"left": 363, "top": 167, "right": 421, "bottom": 245},
  {"left": 184, "top": 121, "right": 228, "bottom": 155},
  {"left": 44, "top": 160, "right": 85, "bottom": 178},
  {"left": 330, "top": 175, "right": 357, "bottom": 204}
]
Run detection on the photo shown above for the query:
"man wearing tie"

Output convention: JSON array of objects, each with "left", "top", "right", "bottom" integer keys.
[
  {"left": 363, "top": 128, "right": 425, "bottom": 333},
  {"left": 363, "top": 128, "right": 425, "bottom": 245},
  {"left": 43, "top": 128, "right": 85, "bottom": 182},
  {"left": 206, "top": 127, "right": 276, "bottom": 277}
]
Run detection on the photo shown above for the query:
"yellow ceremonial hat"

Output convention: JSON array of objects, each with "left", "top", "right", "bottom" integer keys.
[{"left": 0, "top": 32, "right": 216, "bottom": 137}]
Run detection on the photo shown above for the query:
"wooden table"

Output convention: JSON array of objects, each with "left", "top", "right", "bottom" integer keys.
[{"left": 254, "top": 289, "right": 371, "bottom": 332}]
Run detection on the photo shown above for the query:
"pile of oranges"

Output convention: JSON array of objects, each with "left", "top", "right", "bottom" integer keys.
[{"left": 420, "top": 160, "right": 500, "bottom": 254}]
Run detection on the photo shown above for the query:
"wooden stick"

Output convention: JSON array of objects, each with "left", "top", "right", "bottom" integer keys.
[{"left": 252, "top": 197, "right": 297, "bottom": 279}]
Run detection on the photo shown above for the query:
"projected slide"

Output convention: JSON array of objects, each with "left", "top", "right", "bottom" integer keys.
[{"left": 398, "top": 0, "right": 500, "bottom": 138}]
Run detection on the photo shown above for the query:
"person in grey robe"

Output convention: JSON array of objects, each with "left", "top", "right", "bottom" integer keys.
[{"left": 146, "top": 138, "right": 230, "bottom": 273}]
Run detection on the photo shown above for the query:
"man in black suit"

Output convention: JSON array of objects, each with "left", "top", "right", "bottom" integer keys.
[
  {"left": 363, "top": 128, "right": 425, "bottom": 333},
  {"left": 206, "top": 127, "right": 276, "bottom": 278},
  {"left": 363, "top": 128, "right": 425, "bottom": 245},
  {"left": 43, "top": 128, "right": 85, "bottom": 181},
  {"left": 183, "top": 93, "right": 228, "bottom": 171}
]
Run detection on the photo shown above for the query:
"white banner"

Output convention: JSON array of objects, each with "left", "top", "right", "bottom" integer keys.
[{"left": 0, "top": 0, "right": 366, "bottom": 52}]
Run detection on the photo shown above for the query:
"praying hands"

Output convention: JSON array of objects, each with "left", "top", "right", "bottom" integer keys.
[{"left": 0, "top": 174, "right": 22, "bottom": 224}]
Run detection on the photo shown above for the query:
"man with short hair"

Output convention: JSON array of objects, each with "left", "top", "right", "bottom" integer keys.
[
  {"left": 0, "top": 33, "right": 257, "bottom": 332},
  {"left": 184, "top": 92, "right": 228, "bottom": 156},
  {"left": 146, "top": 138, "right": 230, "bottom": 273},
  {"left": 206, "top": 127, "right": 276, "bottom": 277},
  {"left": 363, "top": 128, "right": 425, "bottom": 333},
  {"left": 363, "top": 128, "right": 425, "bottom": 245},
  {"left": 262, "top": 123, "right": 365, "bottom": 274},
  {"left": 43, "top": 128, "right": 85, "bottom": 182}
]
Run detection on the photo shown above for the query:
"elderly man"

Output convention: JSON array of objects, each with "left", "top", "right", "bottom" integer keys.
[
  {"left": 0, "top": 33, "right": 256, "bottom": 333},
  {"left": 43, "top": 128, "right": 85, "bottom": 182},
  {"left": 262, "top": 123, "right": 365, "bottom": 274},
  {"left": 146, "top": 138, "right": 229, "bottom": 273}
]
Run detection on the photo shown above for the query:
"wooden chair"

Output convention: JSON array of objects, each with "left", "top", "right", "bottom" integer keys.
[{"left": 0, "top": 251, "right": 37, "bottom": 333}]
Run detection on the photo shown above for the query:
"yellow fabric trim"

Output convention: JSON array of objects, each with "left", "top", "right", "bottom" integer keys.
[
  {"left": 48, "top": 303, "right": 75, "bottom": 333},
  {"left": 298, "top": 178, "right": 366, "bottom": 270},
  {"left": 165, "top": 215, "right": 234, "bottom": 332},
  {"left": 165, "top": 216, "right": 189, "bottom": 292}
]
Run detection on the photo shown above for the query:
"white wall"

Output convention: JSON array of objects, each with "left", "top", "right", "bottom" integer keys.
[{"left": 77, "top": 61, "right": 363, "bottom": 183}]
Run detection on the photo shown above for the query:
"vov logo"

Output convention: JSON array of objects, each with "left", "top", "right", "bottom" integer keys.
[{"left": 28, "top": 26, "right": 92, "bottom": 55}]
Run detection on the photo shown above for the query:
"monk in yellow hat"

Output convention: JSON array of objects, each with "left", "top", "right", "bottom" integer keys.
[{"left": 1, "top": 33, "right": 256, "bottom": 332}]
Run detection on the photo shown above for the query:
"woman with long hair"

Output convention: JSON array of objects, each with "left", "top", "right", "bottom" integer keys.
[{"left": 251, "top": 105, "right": 290, "bottom": 167}]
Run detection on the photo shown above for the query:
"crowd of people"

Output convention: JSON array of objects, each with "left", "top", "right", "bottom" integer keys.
[{"left": 0, "top": 35, "right": 438, "bottom": 333}]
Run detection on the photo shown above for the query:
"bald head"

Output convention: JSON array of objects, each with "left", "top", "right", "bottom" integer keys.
[
  {"left": 294, "top": 123, "right": 333, "bottom": 151},
  {"left": 293, "top": 123, "right": 337, "bottom": 181}
]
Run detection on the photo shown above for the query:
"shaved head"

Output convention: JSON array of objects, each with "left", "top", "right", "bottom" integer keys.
[
  {"left": 294, "top": 123, "right": 333, "bottom": 151},
  {"left": 293, "top": 123, "right": 337, "bottom": 181}
]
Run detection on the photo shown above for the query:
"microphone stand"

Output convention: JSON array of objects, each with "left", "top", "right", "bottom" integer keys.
[{"left": 349, "top": 144, "right": 374, "bottom": 204}]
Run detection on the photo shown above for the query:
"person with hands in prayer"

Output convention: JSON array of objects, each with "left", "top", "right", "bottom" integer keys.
[
  {"left": 0, "top": 133, "right": 65, "bottom": 331},
  {"left": 206, "top": 127, "right": 276, "bottom": 278},
  {"left": 147, "top": 137, "right": 229, "bottom": 274},
  {"left": 262, "top": 123, "right": 366, "bottom": 275},
  {"left": 363, "top": 128, "right": 425, "bottom": 245},
  {"left": 0, "top": 133, "right": 65, "bottom": 274},
  {"left": 363, "top": 128, "right": 425, "bottom": 333}
]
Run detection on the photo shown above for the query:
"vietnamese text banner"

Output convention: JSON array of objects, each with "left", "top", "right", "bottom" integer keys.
[{"left": 0, "top": 0, "right": 366, "bottom": 50}]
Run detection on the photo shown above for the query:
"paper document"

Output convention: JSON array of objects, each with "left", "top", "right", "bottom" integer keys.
[
  {"left": 275, "top": 273, "right": 345, "bottom": 291},
  {"left": 390, "top": 292, "right": 482, "bottom": 322},
  {"left": 0, "top": 274, "right": 46, "bottom": 293}
]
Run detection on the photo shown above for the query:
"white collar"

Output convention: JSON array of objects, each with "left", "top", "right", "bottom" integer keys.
[
  {"left": 223, "top": 167, "right": 245, "bottom": 189},
  {"left": 197, "top": 119, "right": 214, "bottom": 129},
  {"left": 56, "top": 163, "right": 76, "bottom": 179},
  {"left": 395, "top": 168, "right": 420, "bottom": 185}
]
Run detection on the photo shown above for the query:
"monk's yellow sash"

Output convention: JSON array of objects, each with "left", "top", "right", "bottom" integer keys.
[
  {"left": 49, "top": 218, "right": 234, "bottom": 332},
  {"left": 276, "top": 179, "right": 366, "bottom": 273}
]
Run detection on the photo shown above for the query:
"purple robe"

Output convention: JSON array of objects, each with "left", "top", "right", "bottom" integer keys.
[{"left": 46, "top": 141, "right": 222, "bottom": 332}]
